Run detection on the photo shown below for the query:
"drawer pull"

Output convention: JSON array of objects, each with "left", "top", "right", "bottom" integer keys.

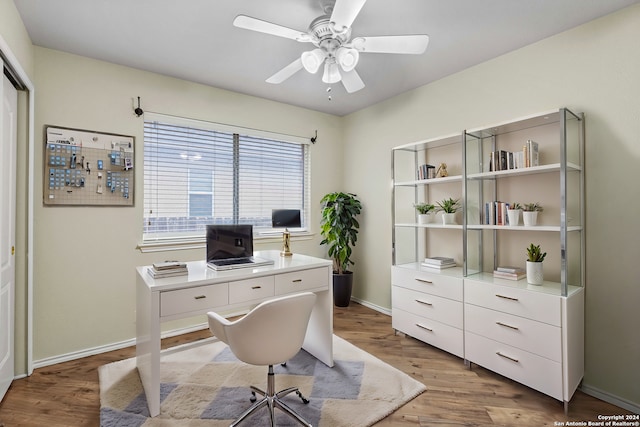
[
  {"left": 416, "top": 323, "right": 433, "bottom": 332},
  {"left": 415, "top": 299, "right": 433, "bottom": 306},
  {"left": 251, "top": 286, "right": 262, "bottom": 290},
  {"left": 415, "top": 278, "right": 433, "bottom": 284},
  {"left": 495, "top": 294, "right": 519, "bottom": 301},
  {"left": 194, "top": 295, "right": 206, "bottom": 300},
  {"left": 496, "top": 351, "right": 519, "bottom": 363},
  {"left": 496, "top": 321, "right": 519, "bottom": 330},
  {"left": 292, "top": 279, "right": 303, "bottom": 283}
]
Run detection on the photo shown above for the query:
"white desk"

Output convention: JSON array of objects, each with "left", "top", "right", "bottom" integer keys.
[{"left": 136, "top": 250, "right": 334, "bottom": 417}]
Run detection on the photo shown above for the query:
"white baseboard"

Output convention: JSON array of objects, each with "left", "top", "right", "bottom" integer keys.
[
  {"left": 580, "top": 383, "right": 640, "bottom": 414},
  {"left": 32, "top": 323, "right": 209, "bottom": 369},
  {"left": 349, "top": 297, "right": 391, "bottom": 316}
]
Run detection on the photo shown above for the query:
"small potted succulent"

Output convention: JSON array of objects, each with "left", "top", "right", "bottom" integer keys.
[
  {"left": 507, "top": 202, "right": 522, "bottom": 226},
  {"left": 436, "top": 197, "right": 460, "bottom": 225},
  {"left": 414, "top": 202, "right": 436, "bottom": 224},
  {"left": 526, "top": 243, "right": 546, "bottom": 285},
  {"left": 522, "top": 202, "right": 543, "bottom": 226}
]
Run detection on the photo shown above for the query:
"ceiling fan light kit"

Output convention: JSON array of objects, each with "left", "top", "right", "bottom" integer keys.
[{"left": 233, "top": 0, "right": 429, "bottom": 94}]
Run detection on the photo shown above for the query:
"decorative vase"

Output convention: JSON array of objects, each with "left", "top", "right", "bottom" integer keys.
[
  {"left": 418, "top": 213, "right": 432, "bottom": 224},
  {"left": 442, "top": 212, "right": 456, "bottom": 225},
  {"left": 522, "top": 211, "right": 538, "bottom": 226},
  {"left": 507, "top": 209, "right": 521, "bottom": 226},
  {"left": 526, "top": 261, "right": 544, "bottom": 285}
]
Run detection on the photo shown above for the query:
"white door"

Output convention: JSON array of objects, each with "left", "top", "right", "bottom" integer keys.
[{"left": 0, "top": 63, "right": 18, "bottom": 401}]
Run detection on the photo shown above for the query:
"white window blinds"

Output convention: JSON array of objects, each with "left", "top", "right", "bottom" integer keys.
[{"left": 143, "top": 115, "right": 310, "bottom": 242}]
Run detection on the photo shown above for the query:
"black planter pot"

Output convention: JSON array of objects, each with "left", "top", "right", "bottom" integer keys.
[{"left": 332, "top": 272, "right": 353, "bottom": 307}]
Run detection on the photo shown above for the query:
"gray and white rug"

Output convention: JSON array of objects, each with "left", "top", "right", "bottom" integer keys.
[{"left": 99, "top": 335, "right": 426, "bottom": 426}]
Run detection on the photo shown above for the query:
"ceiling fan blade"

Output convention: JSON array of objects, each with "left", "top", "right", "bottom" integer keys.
[
  {"left": 339, "top": 68, "right": 365, "bottom": 93},
  {"left": 351, "top": 35, "right": 429, "bottom": 54},
  {"left": 330, "top": 0, "right": 367, "bottom": 32},
  {"left": 266, "top": 58, "right": 304, "bottom": 84},
  {"left": 234, "top": 15, "right": 310, "bottom": 42}
]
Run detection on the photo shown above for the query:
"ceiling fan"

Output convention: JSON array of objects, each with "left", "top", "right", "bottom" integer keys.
[{"left": 233, "top": 0, "right": 429, "bottom": 93}]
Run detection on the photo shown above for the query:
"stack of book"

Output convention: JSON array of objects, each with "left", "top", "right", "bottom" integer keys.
[
  {"left": 488, "top": 139, "right": 539, "bottom": 172},
  {"left": 493, "top": 266, "right": 526, "bottom": 281},
  {"left": 421, "top": 256, "right": 456, "bottom": 270},
  {"left": 147, "top": 261, "right": 188, "bottom": 279}
]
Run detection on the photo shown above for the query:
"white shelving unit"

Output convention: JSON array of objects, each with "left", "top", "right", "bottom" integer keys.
[{"left": 391, "top": 108, "right": 585, "bottom": 409}]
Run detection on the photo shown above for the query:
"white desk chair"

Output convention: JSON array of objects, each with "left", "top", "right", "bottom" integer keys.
[{"left": 207, "top": 292, "right": 317, "bottom": 427}]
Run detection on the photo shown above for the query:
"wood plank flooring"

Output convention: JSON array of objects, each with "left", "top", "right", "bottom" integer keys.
[{"left": 0, "top": 302, "right": 632, "bottom": 426}]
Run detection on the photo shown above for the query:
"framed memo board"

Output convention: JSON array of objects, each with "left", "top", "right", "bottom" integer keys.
[{"left": 44, "top": 125, "right": 135, "bottom": 206}]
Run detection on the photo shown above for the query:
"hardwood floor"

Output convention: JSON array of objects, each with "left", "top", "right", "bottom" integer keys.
[{"left": 0, "top": 302, "right": 632, "bottom": 426}]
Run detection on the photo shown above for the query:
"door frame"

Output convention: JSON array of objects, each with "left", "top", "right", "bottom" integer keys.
[{"left": 0, "top": 35, "right": 35, "bottom": 376}]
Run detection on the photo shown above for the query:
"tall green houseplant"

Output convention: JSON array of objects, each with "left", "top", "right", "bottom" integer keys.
[{"left": 320, "top": 192, "right": 362, "bottom": 307}]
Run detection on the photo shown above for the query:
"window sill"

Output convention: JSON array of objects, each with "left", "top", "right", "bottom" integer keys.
[{"left": 137, "top": 231, "right": 316, "bottom": 253}]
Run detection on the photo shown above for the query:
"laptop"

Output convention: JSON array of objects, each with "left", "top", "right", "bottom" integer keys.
[{"left": 206, "top": 224, "right": 274, "bottom": 271}]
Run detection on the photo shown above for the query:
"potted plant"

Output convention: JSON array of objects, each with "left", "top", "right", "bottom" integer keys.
[
  {"left": 522, "top": 202, "right": 543, "bottom": 226},
  {"left": 526, "top": 243, "right": 546, "bottom": 285},
  {"left": 436, "top": 197, "right": 460, "bottom": 225},
  {"left": 414, "top": 202, "right": 435, "bottom": 224},
  {"left": 507, "top": 202, "right": 522, "bottom": 226},
  {"left": 320, "top": 192, "right": 363, "bottom": 307}
]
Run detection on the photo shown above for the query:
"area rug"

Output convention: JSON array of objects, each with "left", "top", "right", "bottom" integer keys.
[{"left": 99, "top": 335, "right": 426, "bottom": 426}]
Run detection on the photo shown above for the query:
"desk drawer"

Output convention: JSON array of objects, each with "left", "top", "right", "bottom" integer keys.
[
  {"left": 392, "top": 266, "right": 462, "bottom": 301},
  {"left": 161, "top": 283, "right": 229, "bottom": 317},
  {"left": 465, "top": 303, "right": 561, "bottom": 361},
  {"left": 275, "top": 267, "right": 328, "bottom": 294},
  {"left": 229, "top": 276, "right": 275, "bottom": 304},
  {"left": 393, "top": 285, "right": 463, "bottom": 329}
]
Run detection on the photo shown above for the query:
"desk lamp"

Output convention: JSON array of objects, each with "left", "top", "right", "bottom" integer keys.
[{"left": 271, "top": 209, "right": 301, "bottom": 257}]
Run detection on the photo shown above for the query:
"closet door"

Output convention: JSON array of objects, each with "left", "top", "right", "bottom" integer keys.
[{"left": 0, "top": 64, "right": 18, "bottom": 401}]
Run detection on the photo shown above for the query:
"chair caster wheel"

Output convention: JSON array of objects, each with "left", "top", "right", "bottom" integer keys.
[
  {"left": 250, "top": 391, "right": 257, "bottom": 403},
  {"left": 296, "top": 390, "right": 309, "bottom": 404}
]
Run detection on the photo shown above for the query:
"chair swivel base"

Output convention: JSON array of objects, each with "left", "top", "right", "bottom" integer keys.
[{"left": 231, "top": 365, "right": 311, "bottom": 427}]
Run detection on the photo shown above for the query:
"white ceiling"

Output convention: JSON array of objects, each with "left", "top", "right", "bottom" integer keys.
[{"left": 14, "top": 0, "right": 640, "bottom": 116}]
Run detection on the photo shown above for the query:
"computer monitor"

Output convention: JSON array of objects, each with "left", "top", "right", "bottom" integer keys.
[
  {"left": 271, "top": 209, "right": 301, "bottom": 228},
  {"left": 206, "top": 224, "right": 254, "bottom": 262}
]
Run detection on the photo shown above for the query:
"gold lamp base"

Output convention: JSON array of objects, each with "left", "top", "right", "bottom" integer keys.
[{"left": 280, "top": 229, "right": 293, "bottom": 257}]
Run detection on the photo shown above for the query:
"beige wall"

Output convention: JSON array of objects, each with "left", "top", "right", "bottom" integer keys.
[
  {"left": 31, "top": 46, "right": 343, "bottom": 363},
  {"left": 343, "top": 4, "right": 640, "bottom": 408}
]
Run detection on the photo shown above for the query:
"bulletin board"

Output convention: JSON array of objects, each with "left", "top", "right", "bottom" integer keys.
[{"left": 43, "top": 126, "right": 135, "bottom": 206}]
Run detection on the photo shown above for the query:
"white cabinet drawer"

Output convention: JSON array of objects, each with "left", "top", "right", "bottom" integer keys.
[
  {"left": 275, "top": 267, "right": 328, "bottom": 295},
  {"left": 229, "top": 276, "right": 275, "bottom": 304},
  {"left": 161, "top": 283, "right": 229, "bottom": 317},
  {"left": 464, "top": 304, "right": 561, "bottom": 362},
  {"left": 392, "top": 308, "right": 463, "bottom": 358},
  {"left": 464, "top": 279, "right": 560, "bottom": 326},
  {"left": 392, "top": 266, "right": 462, "bottom": 301},
  {"left": 393, "top": 285, "right": 463, "bottom": 329},
  {"left": 465, "top": 331, "right": 562, "bottom": 400}
]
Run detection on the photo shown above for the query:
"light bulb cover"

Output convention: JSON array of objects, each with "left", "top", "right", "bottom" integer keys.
[
  {"left": 301, "top": 49, "right": 326, "bottom": 74},
  {"left": 322, "top": 59, "right": 341, "bottom": 84},
  {"left": 336, "top": 47, "right": 359, "bottom": 72}
]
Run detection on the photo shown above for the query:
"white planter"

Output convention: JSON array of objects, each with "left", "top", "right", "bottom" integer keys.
[
  {"left": 507, "top": 209, "right": 521, "bottom": 226},
  {"left": 522, "top": 211, "right": 538, "bottom": 226},
  {"left": 442, "top": 212, "right": 457, "bottom": 225},
  {"left": 417, "top": 213, "right": 433, "bottom": 224},
  {"left": 526, "top": 261, "right": 544, "bottom": 285}
]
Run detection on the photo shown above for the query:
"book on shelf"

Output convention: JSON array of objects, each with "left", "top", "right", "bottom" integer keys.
[
  {"left": 496, "top": 266, "right": 525, "bottom": 274},
  {"left": 423, "top": 256, "right": 455, "bottom": 265},
  {"left": 524, "top": 139, "right": 539, "bottom": 167},
  {"left": 417, "top": 163, "right": 435, "bottom": 180},
  {"left": 493, "top": 270, "right": 526, "bottom": 280},
  {"left": 422, "top": 262, "right": 456, "bottom": 270}
]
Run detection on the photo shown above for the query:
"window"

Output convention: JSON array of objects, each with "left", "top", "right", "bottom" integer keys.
[{"left": 143, "top": 114, "right": 310, "bottom": 242}]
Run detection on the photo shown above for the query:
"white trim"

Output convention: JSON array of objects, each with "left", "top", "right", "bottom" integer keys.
[
  {"left": 0, "top": 33, "right": 35, "bottom": 376},
  {"left": 580, "top": 383, "right": 640, "bottom": 415},
  {"left": 350, "top": 297, "right": 392, "bottom": 317}
]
